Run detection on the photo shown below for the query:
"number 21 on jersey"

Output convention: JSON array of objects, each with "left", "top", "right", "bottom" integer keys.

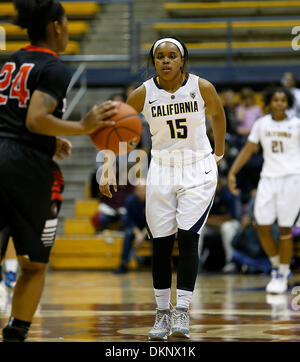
[
  {"left": 271, "top": 140, "right": 284, "bottom": 153},
  {"left": 0, "top": 62, "right": 34, "bottom": 107}
]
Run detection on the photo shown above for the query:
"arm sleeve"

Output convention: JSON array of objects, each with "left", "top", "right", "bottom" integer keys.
[
  {"left": 36, "top": 62, "right": 71, "bottom": 102},
  {"left": 248, "top": 119, "right": 261, "bottom": 144}
]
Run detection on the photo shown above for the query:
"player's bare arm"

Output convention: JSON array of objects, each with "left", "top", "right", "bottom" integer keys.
[
  {"left": 227, "top": 141, "right": 259, "bottom": 195},
  {"left": 99, "top": 152, "right": 118, "bottom": 198},
  {"left": 26, "top": 90, "right": 118, "bottom": 136},
  {"left": 199, "top": 78, "right": 226, "bottom": 162},
  {"left": 99, "top": 85, "right": 146, "bottom": 198},
  {"left": 54, "top": 137, "right": 72, "bottom": 160},
  {"left": 126, "top": 85, "right": 146, "bottom": 114}
]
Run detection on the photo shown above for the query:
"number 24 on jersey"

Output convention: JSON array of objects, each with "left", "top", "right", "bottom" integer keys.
[{"left": 0, "top": 62, "right": 34, "bottom": 108}]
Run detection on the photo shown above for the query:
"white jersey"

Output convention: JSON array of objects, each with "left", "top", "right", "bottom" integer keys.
[
  {"left": 286, "top": 87, "right": 300, "bottom": 118},
  {"left": 142, "top": 73, "right": 212, "bottom": 165},
  {"left": 248, "top": 114, "right": 300, "bottom": 178}
]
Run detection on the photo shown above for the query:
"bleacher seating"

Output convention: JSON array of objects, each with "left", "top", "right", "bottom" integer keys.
[
  {"left": 140, "top": 1, "right": 300, "bottom": 64},
  {"left": 50, "top": 196, "right": 178, "bottom": 270},
  {"left": 0, "top": 1, "right": 100, "bottom": 55},
  {"left": 4, "top": 41, "right": 80, "bottom": 54},
  {"left": 152, "top": 19, "right": 300, "bottom": 41},
  {"left": 1, "top": 22, "right": 89, "bottom": 40},
  {"left": 163, "top": 1, "right": 300, "bottom": 17},
  {"left": 50, "top": 198, "right": 125, "bottom": 269},
  {"left": 142, "top": 40, "right": 296, "bottom": 53},
  {"left": 0, "top": 1, "right": 100, "bottom": 19}
]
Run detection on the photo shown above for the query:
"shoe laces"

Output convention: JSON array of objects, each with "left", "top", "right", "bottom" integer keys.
[
  {"left": 152, "top": 310, "right": 170, "bottom": 331},
  {"left": 173, "top": 308, "right": 189, "bottom": 327},
  {"left": 270, "top": 268, "right": 278, "bottom": 279},
  {"left": 5, "top": 272, "right": 16, "bottom": 282}
]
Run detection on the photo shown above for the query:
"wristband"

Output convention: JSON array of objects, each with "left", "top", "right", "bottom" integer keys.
[{"left": 213, "top": 153, "right": 224, "bottom": 163}]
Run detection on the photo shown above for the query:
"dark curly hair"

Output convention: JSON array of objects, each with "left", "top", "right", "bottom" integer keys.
[
  {"left": 263, "top": 86, "right": 294, "bottom": 109},
  {"left": 13, "top": 0, "right": 65, "bottom": 42}
]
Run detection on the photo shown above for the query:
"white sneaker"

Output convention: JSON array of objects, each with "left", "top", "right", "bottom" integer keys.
[
  {"left": 266, "top": 268, "right": 279, "bottom": 293},
  {"left": 170, "top": 307, "right": 190, "bottom": 338},
  {"left": 148, "top": 309, "right": 171, "bottom": 341},
  {"left": 266, "top": 269, "right": 291, "bottom": 294},
  {"left": 0, "top": 281, "right": 9, "bottom": 311}
]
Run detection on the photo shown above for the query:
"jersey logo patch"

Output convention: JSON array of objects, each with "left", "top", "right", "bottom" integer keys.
[
  {"left": 190, "top": 92, "right": 196, "bottom": 99},
  {"left": 149, "top": 99, "right": 158, "bottom": 104}
]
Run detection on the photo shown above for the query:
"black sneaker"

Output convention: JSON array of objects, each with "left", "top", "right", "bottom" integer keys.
[
  {"left": 113, "top": 265, "right": 128, "bottom": 274},
  {"left": 2, "top": 325, "right": 28, "bottom": 342}
]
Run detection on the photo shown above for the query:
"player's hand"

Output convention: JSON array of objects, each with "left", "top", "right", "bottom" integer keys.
[
  {"left": 81, "top": 100, "right": 118, "bottom": 134},
  {"left": 54, "top": 137, "right": 72, "bottom": 160},
  {"left": 227, "top": 172, "right": 240, "bottom": 196},
  {"left": 99, "top": 169, "right": 117, "bottom": 198},
  {"left": 134, "top": 232, "right": 145, "bottom": 248}
]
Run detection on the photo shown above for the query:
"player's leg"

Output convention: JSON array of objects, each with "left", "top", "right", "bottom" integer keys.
[
  {"left": 254, "top": 178, "right": 280, "bottom": 292},
  {"left": 2, "top": 256, "right": 47, "bottom": 342},
  {"left": 148, "top": 233, "right": 176, "bottom": 340},
  {"left": 1, "top": 155, "right": 64, "bottom": 341},
  {"left": 170, "top": 228, "right": 199, "bottom": 339},
  {"left": 275, "top": 226, "right": 293, "bottom": 293},
  {"left": 274, "top": 175, "right": 300, "bottom": 293},
  {"left": 173, "top": 154, "right": 217, "bottom": 338},
  {"left": 146, "top": 161, "right": 177, "bottom": 340},
  {"left": 256, "top": 224, "right": 280, "bottom": 293},
  {"left": 257, "top": 225, "right": 279, "bottom": 261},
  {"left": 3, "top": 238, "right": 18, "bottom": 289}
]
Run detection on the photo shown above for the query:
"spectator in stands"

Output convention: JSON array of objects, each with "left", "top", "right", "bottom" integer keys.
[
  {"left": 230, "top": 88, "right": 263, "bottom": 202},
  {"left": 199, "top": 177, "right": 241, "bottom": 272},
  {"left": 229, "top": 190, "right": 272, "bottom": 274},
  {"left": 280, "top": 72, "right": 300, "bottom": 117},
  {"left": 92, "top": 162, "right": 134, "bottom": 233},
  {"left": 222, "top": 89, "right": 238, "bottom": 136},
  {"left": 236, "top": 88, "right": 263, "bottom": 137},
  {"left": 114, "top": 183, "right": 148, "bottom": 274}
]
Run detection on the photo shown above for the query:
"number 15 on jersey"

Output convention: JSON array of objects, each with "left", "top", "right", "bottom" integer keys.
[{"left": 166, "top": 118, "right": 188, "bottom": 139}]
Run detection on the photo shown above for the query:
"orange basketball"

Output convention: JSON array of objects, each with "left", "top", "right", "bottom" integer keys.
[{"left": 90, "top": 102, "right": 143, "bottom": 155}]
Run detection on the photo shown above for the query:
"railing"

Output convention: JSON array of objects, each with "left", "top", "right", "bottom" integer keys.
[
  {"left": 0, "top": 0, "right": 134, "bottom": 68},
  {"left": 63, "top": 63, "right": 87, "bottom": 120},
  {"left": 61, "top": 0, "right": 135, "bottom": 68}
]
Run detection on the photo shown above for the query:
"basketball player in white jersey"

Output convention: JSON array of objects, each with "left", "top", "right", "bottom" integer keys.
[
  {"left": 228, "top": 87, "right": 300, "bottom": 294},
  {"left": 100, "top": 37, "right": 226, "bottom": 340}
]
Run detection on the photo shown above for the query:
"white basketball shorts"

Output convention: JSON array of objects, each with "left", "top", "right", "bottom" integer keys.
[
  {"left": 254, "top": 174, "right": 300, "bottom": 227},
  {"left": 146, "top": 153, "right": 218, "bottom": 238}
]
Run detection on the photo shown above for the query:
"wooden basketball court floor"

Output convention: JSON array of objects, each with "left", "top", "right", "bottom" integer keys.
[{"left": 0, "top": 270, "right": 300, "bottom": 342}]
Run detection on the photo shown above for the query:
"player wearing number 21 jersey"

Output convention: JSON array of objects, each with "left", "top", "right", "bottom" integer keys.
[
  {"left": 248, "top": 113, "right": 300, "bottom": 178},
  {"left": 228, "top": 87, "right": 300, "bottom": 295}
]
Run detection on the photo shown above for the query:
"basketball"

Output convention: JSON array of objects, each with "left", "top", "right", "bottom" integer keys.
[{"left": 90, "top": 101, "right": 143, "bottom": 154}]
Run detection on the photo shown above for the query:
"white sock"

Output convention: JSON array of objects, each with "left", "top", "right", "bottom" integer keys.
[
  {"left": 279, "top": 264, "right": 290, "bottom": 278},
  {"left": 4, "top": 259, "right": 18, "bottom": 273},
  {"left": 176, "top": 289, "right": 193, "bottom": 310},
  {"left": 154, "top": 288, "right": 171, "bottom": 310},
  {"left": 269, "top": 255, "right": 279, "bottom": 269}
]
